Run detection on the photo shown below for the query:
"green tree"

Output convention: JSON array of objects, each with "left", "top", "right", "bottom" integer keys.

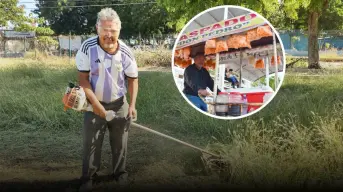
[
  {"left": 34, "top": 0, "right": 174, "bottom": 38},
  {"left": 33, "top": 0, "right": 91, "bottom": 35},
  {"left": 156, "top": 0, "right": 280, "bottom": 32},
  {"left": 15, "top": 14, "right": 57, "bottom": 52},
  {"left": 283, "top": 0, "right": 323, "bottom": 68},
  {"left": 282, "top": 0, "right": 343, "bottom": 68},
  {"left": 0, "top": 0, "right": 26, "bottom": 27}
]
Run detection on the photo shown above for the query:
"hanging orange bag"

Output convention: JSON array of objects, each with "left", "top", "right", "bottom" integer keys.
[
  {"left": 271, "top": 55, "right": 281, "bottom": 66},
  {"left": 208, "top": 59, "right": 215, "bottom": 70},
  {"left": 176, "top": 48, "right": 183, "bottom": 59},
  {"left": 175, "top": 49, "right": 180, "bottom": 58},
  {"left": 204, "top": 59, "right": 210, "bottom": 70},
  {"left": 254, "top": 59, "right": 265, "bottom": 69},
  {"left": 183, "top": 47, "right": 191, "bottom": 60},
  {"left": 246, "top": 28, "right": 259, "bottom": 42},
  {"left": 205, "top": 48, "right": 216, "bottom": 55},
  {"left": 227, "top": 34, "right": 252, "bottom": 49},
  {"left": 205, "top": 39, "right": 216, "bottom": 48},
  {"left": 174, "top": 57, "right": 182, "bottom": 67},
  {"left": 215, "top": 39, "right": 228, "bottom": 53},
  {"left": 181, "top": 58, "right": 192, "bottom": 68},
  {"left": 257, "top": 25, "right": 273, "bottom": 39}
]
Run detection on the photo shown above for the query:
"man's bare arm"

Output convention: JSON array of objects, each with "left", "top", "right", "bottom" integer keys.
[
  {"left": 78, "top": 72, "right": 106, "bottom": 118},
  {"left": 127, "top": 77, "right": 138, "bottom": 118}
]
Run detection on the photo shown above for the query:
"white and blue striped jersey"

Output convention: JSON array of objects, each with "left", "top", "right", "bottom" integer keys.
[{"left": 75, "top": 36, "right": 138, "bottom": 103}]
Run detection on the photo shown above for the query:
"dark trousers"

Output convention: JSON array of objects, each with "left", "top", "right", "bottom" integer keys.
[{"left": 81, "top": 96, "right": 131, "bottom": 180}]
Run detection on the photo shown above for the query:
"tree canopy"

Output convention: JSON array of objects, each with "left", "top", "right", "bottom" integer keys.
[
  {"left": 34, "top": 0, "right": 174, "bottom": 38},
  {"left": 156, "top": 0, "right": 281, "bottom": 32},
  {"left": 0, "top": 0, "right": 26, "bottom": 27}
]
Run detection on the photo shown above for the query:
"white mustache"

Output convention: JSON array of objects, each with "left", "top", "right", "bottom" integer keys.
[{"left": 104, "top": 36, "right": 114, "bottom": 41}]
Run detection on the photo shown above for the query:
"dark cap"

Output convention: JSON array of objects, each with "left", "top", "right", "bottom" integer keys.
[{"left": 191, "top": 51, "right": 205, "bottom": 58}]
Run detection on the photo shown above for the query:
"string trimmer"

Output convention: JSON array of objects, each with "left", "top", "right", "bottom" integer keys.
[{"left": 62, "top": 83, "right": 223, "bottom": 171}]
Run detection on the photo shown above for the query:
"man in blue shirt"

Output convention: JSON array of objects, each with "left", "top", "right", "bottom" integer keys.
[{"left": 183, "top": 52, "right": 218, "bottom": 112}]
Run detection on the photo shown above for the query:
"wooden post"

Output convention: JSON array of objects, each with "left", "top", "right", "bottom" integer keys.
[{"left": 24, "top": 37, "right": 26, "bottom": 52}]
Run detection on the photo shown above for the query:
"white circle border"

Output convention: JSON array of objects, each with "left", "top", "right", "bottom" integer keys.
[{"left": 171, "top": 5, "right": 287, "bottom": 120}]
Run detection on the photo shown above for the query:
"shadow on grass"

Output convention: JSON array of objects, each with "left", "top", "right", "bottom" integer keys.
[
  {"left": 0, "top": 178, "right": 235, "bottom": 192},
  {"left": 2, "top": 180, "right": 343, "bottom": 192},
  {"left": 0, "top": 179, "right": 81, "bottom": 191}
]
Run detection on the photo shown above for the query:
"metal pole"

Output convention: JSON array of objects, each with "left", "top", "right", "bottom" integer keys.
[
  {"left": 265, "top": 56, "right": 269, "bottom": 87},
  {"left": 59, "top": 36, "right": 61, "bottom": 56},
  {"left": 213, "top": 52, "right": 220, "bottom": 99},
  {"left": 239, "top": 48, "right": 243, "bottom": 87},
  {"left": 131, "top": 122, "right": 220, "bottom": 158},
  {"left": 34, "top": 38, "right": 36, "bottom": 59},
  {"left": 273, "top": 31, "right": 278, "bottom": 90},
  {"left": 217, "top": 6, "right": 229, "bottom": 91},
  {"left": 69, "top": 31, "right": 71, "bottom": 64},
  {"left": 4, "top": 39, "right": 6, "bottom": 57}
]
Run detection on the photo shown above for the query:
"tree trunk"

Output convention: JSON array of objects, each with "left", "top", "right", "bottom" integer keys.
[{"left": 308, "top": 11, "right": 321, "bottom": 69}]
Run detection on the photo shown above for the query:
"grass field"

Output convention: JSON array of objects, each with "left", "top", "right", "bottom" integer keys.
[{"left": 1, "top": 57, "right": 343, "bottom": 190}]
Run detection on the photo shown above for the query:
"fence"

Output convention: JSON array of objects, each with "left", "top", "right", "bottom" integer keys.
[
  {"left": 0, "top": 31, "right": 176, "bottom": 58},
  {"left": 278, "top": 30, "right": 343, "bottom": 58},
  {"left": 2, "top": 30, "right": 343, "bottom": 59}
]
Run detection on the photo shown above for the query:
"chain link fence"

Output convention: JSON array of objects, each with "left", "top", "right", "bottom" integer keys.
[
  {"left": 279, "top": 30, "right": 343, "bottom": 59},
  {"left": 0, "top": 30, "right": 176, "bottom": 58}
]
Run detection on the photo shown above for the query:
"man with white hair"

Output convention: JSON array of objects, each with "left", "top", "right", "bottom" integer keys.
[{"left": 76, "top": 7, "right": 138, "bottom": 191}]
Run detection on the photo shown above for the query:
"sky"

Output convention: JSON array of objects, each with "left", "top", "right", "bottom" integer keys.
[
  {"left": 18, "top": 0, "right": 37, "bottom": 16},
  {"left": 1, "top": 0, "right": 37, "bottom": 29}
]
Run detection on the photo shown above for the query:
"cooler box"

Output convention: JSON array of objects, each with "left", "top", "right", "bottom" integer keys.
[
  {"left": 245, "top": 91, "right": 271, "bottom": 112},
  {"left": 245, "top": 92, "right": 267, "bottom": 103}
]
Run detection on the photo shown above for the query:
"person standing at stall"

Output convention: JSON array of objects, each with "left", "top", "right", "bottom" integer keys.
[
  {"left": 183, "top": 52, "right": 219, "bottom": 112},
  {"left": 76, "top": 8, "right": 138, "bottom": 191}
]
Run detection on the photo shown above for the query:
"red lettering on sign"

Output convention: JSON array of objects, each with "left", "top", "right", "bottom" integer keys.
[
  {"left": 189, "top": 30, "right": 198, "bottom": 37},
  {"left": 180, "top": 35, "right": 188, "bottom": 41},
  {"left": 211, "top": 23, "right": 222, "bottom": 31},
  {"left": 224, "top": 18, "right": 238, "bottom": 27},
  {"left": 200, "top": 26, "right": 211, "bottom": 34},
  {"left": 240, "top": 13, "right": 257, "bottom": 22}
]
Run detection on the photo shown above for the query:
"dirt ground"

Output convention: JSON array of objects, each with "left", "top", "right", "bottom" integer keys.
[{"left": 0, "top": 125, "right": 226, "bottom": 192}]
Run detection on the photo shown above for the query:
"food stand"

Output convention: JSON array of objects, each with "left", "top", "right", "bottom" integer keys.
[{"left": 173, "top": 7, "right": 285, "bottom": 117}]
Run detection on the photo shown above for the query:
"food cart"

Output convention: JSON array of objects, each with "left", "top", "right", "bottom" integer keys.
[{"left": 172, "top": 6, "right": 285, "bottom": 118}]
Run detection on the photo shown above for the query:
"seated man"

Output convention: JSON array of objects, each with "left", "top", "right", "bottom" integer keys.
[
  {"left": 225, "top": 68, "right": 239, "bottom": 88},
  {"left": 183, "top": 52, "right": 219, "bottom": 112}
]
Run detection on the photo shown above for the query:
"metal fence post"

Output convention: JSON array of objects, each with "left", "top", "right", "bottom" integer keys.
[
  {"left": 69, "top": 32, "right": 71, "bottom": 64},
  {"left": 34, "top": 38, "right": 37, "bottom": 59}
]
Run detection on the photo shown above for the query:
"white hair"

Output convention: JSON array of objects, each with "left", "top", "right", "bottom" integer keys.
[{"left": 96, "top": 8, "right": 121, "bottom": 29}]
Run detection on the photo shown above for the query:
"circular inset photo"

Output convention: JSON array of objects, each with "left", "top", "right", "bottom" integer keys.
[{"left": 172, "top": 5, "right": 286, "bottom": 119}]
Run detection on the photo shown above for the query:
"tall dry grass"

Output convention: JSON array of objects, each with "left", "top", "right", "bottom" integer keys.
[
  {"left": 133, "top": 46, "right": 172, "bottom": 68},
  {"left": 2, "top": 55, "right": 343, "bottom": 188},
  {"left": 206, "top": 104, "right": 343, "bottom": 187}
]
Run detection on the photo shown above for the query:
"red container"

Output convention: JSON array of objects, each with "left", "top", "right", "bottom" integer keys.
[
  {"left": 247, "top": 105, "right": 260, "bottom": 113},
  {"left": 245, "top": 91, "right": 271, "bottom": 112},
  {"left": 246, "top": 92, "right": 267, "bottom": 103}
]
